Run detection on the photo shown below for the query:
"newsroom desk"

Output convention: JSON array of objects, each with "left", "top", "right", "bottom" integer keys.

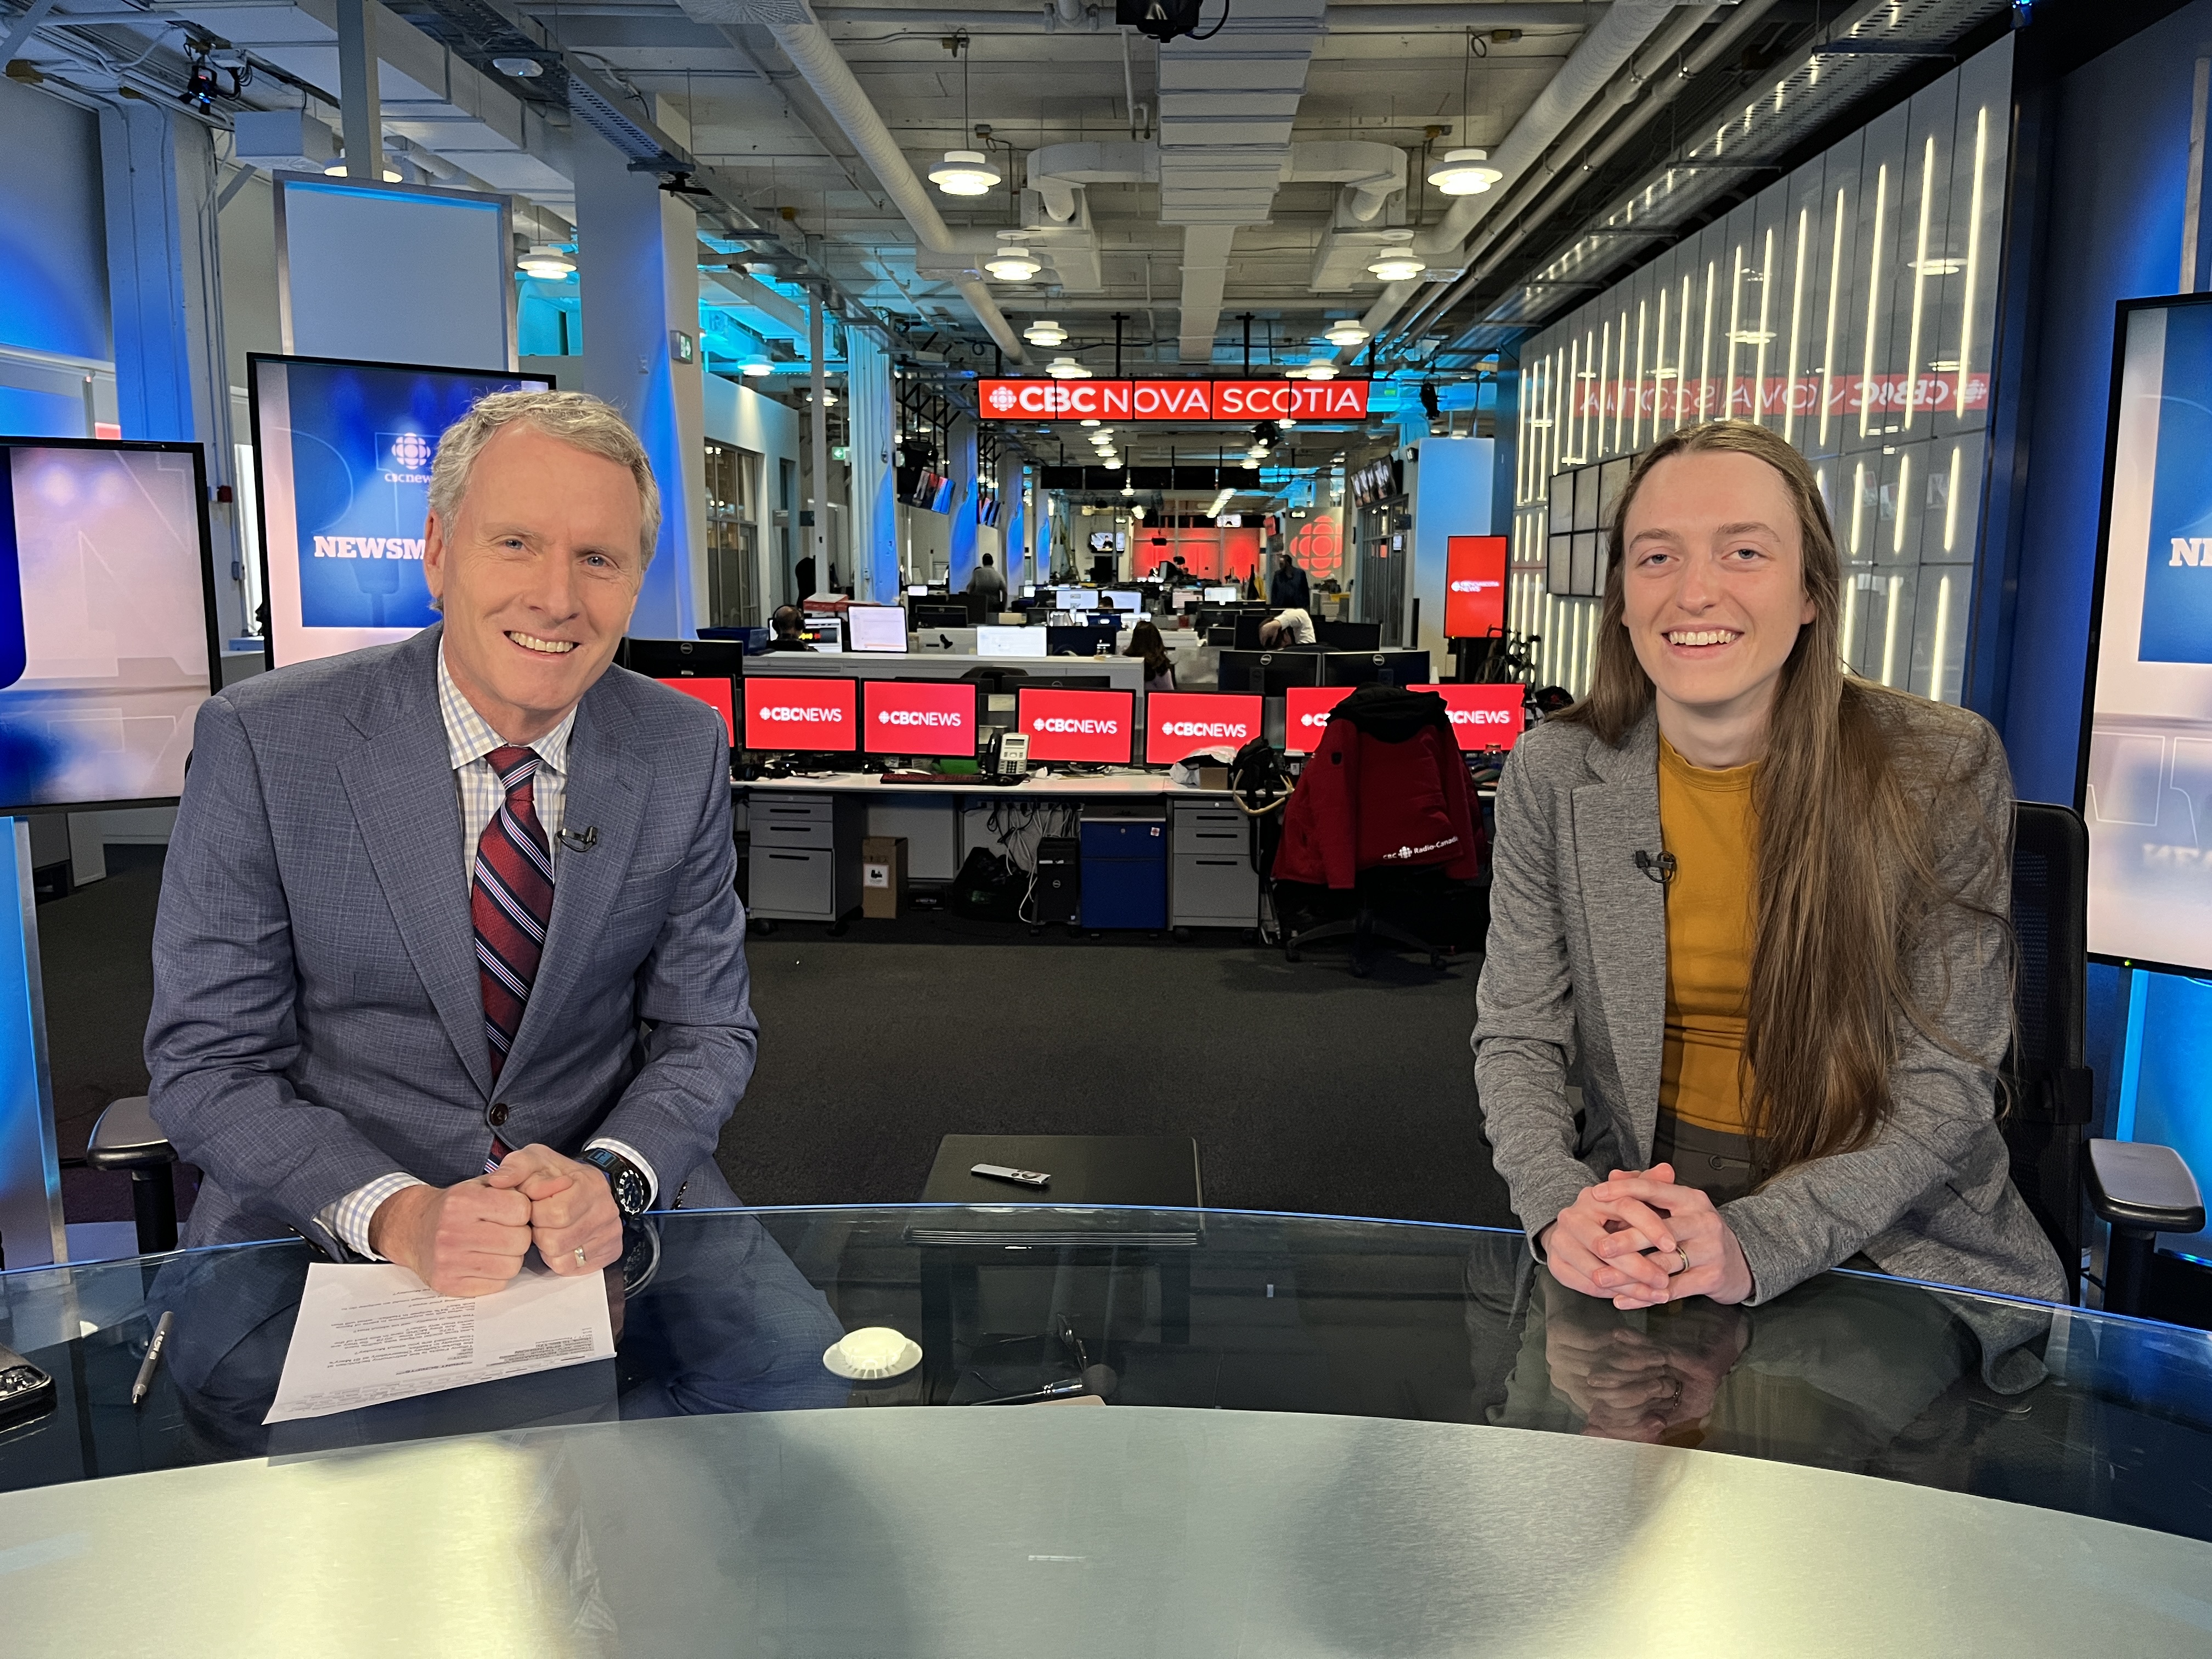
[
  {"left": 739, "top": 770, "right": 1262, "bottom": 934},
  {"left": 3, "top": 1207, "right": 2211, "bottom": 1654}
]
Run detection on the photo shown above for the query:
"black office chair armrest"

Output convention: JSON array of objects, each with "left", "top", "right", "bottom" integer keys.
[
  {"left": 2086, "top": 1139, "right": 2206, "bottom": 1235},
  {"left": 86, "top": 1095, "right": 176, "bottom": 1171}
]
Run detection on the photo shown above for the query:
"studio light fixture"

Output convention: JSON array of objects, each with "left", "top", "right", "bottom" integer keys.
[
  {"left": 1324, "top": 320, "right": 1370, "bottom": 348},
  {"left": 490, "top": 55, "right": 544, "bottom": 77},
  {"left": 740, "top": 358, "right": 775, "bottom": 377},
  {"left": 984, "top": 251, "right": 1041, "bottom": 281},
  {"left": 1122, "top": 484, "right": 1135, "bottom": 497},
  {"left": 1024, "top": 318, "right": 1068, "bottom": 347},
  {"left": 929, "top": 150, "right": 1001, "bottom": 197},
  {"left": 1368, "top": 251, "right": 1425, "bottom": 283},
  {"left": 516, "top": 244, "right": 577, "bottom": 280},
  {"left": 1428, "top": 149, "right": 1503, "bottom": 196},
  {"left": 1046, "top": 356, "right": 1090, "bottom": 379},
  {"left": 1103, "top": 457, "right": 1124, "bottom": 470},
  {"left": 326, "top": 160, "right": 404, "bottom": 184}
]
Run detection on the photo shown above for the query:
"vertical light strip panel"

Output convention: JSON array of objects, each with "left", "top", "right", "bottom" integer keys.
[
  {"left": 1820, "top": 189, "right": 1847, "bottom": 450},
  {"left": 1932, "top": 571, "right": 1954, "bottom": 701},
  {"left": 1675, "top": 274, "right": 1693, "bottom": 426},
  {"left": 1698, "top": 261, "right": 1717, "bottom": 419},
  {"left": 1955, "top": 105, "right": 1990, "bottom": 417},
  {"left": 1633, "top": 298, "right": 1649, "bottom": 451},
  {"left": 1943, "top": 444, "right": 1962, "bottom": 551},
  {"left": 1785, "top": 206, "right": 1810, "bottom": 444},
  {"left": 1858, "top": 163, "right": 1889, "bottom": 440},
  {"left": 1754, "top": 225, "right": 1776, "bottom": 424},
  {"left": 1726, "top": 243, "right": 1746, "bottom": 418},
  {"left": 1893, "top": 452, "right": 1912, "bottom": 556},
  {"left": 1881, "top": 574, "right": 1904, "bottom": 685},
  {"left": 1903, "top": 134, "right": 1937, "bottom": 432}
]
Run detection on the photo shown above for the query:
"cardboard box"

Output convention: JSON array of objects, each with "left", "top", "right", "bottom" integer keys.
[{"left": 861, "top": 836, "right": 908, "bottom": 919}]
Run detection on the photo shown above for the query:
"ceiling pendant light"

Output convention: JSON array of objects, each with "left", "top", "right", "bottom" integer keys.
[
  {"left": 516, "top": 243, "right": 577, "bottom": 280},
  {"left": 1046, "top": 356, "right": 1088, "bottom": 379},
  {"left": 740, "top": 358, "right": 775, "bottom": 377},
  {"left": 1427, "top": 149, "right": 1503, "bottom": 196},
  {"left": 1079, "top": 416, "right": 1101, "bottom": 426},
  {"left": 1301, "top": 359, "right": 1338, "bottom": 381},
  {"left": 930, "top": 150, "right": 1001, "bottom": 196},
  {"left": 1103, "top": 456, "right": 1123, "bottom": 470},
  {"left": 1024, "top": 318, "right": 1068, "bottom": 347},
  {"left": 984, "top": 250, "right": 1041, "bottom": 281},
  {"left": 1368, "top": 251, "right": 1425, "bottom": 283},
  {"left": 1324, "top": 320, "right": 1369, "bottom": 348}
]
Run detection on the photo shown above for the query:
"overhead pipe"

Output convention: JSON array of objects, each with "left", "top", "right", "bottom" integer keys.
[
  {"left": 686, "top": 5, "right": 1026, "bottom": 360},
  {"left": 808, "top": 2, "right": 1607, "bottom": 22},
  {"left": 1393, "top": 0, "right": 1782, "bottom": 345}
]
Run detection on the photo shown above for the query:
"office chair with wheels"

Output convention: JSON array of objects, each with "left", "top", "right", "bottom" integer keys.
[
  {"left": 86, "top": 1094, "right": 179, "bottom": 1254},
  {"left": 2003, "top": 803, "right": 2203, "bottom": 1317}
]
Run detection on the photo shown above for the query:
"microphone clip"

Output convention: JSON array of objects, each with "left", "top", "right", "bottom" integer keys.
[
  {"left": 1634, "top": 849, "right": 1677, "bottom": 885},
  {"left": 558, "top": 825, "right": 600, "bottom": 851}
]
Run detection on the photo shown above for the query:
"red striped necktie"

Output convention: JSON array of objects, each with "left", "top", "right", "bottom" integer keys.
[{"left": 473, "top": 744, "right": 554, "bottom": 1169}]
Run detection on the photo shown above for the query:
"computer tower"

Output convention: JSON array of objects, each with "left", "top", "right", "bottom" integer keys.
[{"left": 1034, "top": 836, "right": 1081, "bottom": 924}]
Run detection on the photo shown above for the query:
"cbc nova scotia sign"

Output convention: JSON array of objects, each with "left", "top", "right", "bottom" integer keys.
[{"left": 978, "top": 379, "right": 1371, "bottom": 421}]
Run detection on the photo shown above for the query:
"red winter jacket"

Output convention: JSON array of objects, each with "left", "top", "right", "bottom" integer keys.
[{"left": 1274, "top": 687, "right": 1483, "bottom": 889}]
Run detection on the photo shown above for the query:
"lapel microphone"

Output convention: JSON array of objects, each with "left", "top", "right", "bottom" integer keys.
[
  {"left": 1634, "top": 849, "right": 1677, "bottom": 884},
  {"left": 557, "top": 825, "right": 599, "bottom": 851}
]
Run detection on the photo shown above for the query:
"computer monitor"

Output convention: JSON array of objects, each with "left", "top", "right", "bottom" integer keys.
[
  {"left": 912, "top": 601, "right": 969, "bottom": 630},
  {"left": 1056, "top": 585, "right": 1098, "bottom": 610},
  {"left": 1426, "top": 684, "right": 1527, "bottom": 752},
  {"left": 1017, "top": 686, "right": 1135, "bottom": 764},
  {"left": 1102, "top": 589, "right": 1142, "bottom": 612},
  {"left": 1144, "top": 691, "right": 1263, "bottom": 766},
  {"left": 846, "top": 604, "right": 908, "bottom": 653},
  {"left": 862, "top": 677, "right": 978, "bottom": 758},
  {"left": 1020, "top": 583, "right": 1037, "bottom": 598},
  {"left": 1283, "top": 686, "right": 1356, "bottom": 755},
  {"left": 906, "top": 583, "right": 931, "bottom": 596},
  {"left": 1047, "top": 623, "right": 1120, "bottom": 658},
  {"left": 1315, "top": 619, "right": 1381, "bottom": 651},
  {"left": 800, "top": 612, "right": 844, "bottom": 651},
  {"left": 977, "top": 624, "right": 1049, "bottom": 658},
  {"left": 744, "top": 675, "right": 857, "bottom": 752},
  {"left": 0, "top": 438, "right": 221, "bottom": 809},
  {"left": 1203, "top": 585, "right": 1240, "bottom": 603},
  {"left": 1172, "top": 590, "right": 1201, "bottom": 611},
  {"left": 249, "top": 352, "right": 556, "bottom": 668},
  {"left": 617, "top": 637, "right": 744, "bottom": 749}
]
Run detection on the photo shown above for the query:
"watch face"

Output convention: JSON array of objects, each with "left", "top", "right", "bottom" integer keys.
[{"left": 614, "top": 1169, "right": 648, "bottom": 1215}]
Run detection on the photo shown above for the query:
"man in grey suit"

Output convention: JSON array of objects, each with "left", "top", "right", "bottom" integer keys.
[{"left": 148, "top": 390, "right": 749, "bottom": 1297}]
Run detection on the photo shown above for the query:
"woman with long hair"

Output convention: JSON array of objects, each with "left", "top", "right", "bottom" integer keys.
[
  {"left": 1126, "top": 619, "right": 1176, "bottom": 692},
  {"left": 1474, "top": 420, "right": 2063, "bottom": 1312}
]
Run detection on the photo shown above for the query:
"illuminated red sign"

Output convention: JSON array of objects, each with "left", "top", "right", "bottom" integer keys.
[
  {"left": 1146, "top": 691, "right": 1263, "bottom": 765},
  {"left": 1018, "top": 687, "right": 1135, "bottom": 764},
  {"left": 1444, "top": 535, "right": 1509, "bottom": 640},
  {"left": 1283, "top": 685, "right": 1355, "bottom": 755},
  {"left": 1425, "top": 684, "right": 1526, "bottom": 752},
  {"left": 863, "top": 678, "right": 977, "bottom": 758},
  {"left": 977, "top": 379, "right": 1371, "bottom": 422},
  {"left": 656, "top": 678, "right": 735, "bottom": 746},
  {"left": 744, "top": 676, "right": 856, "bottom": 752}
]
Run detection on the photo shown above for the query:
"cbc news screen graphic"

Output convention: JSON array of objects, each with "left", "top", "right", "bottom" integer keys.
[
  {"left": 0, "top": 448, "right": 210, "bottom": 808},
  {"left": 2081, "top": 298, "right": 2212, "bottom": 972}
]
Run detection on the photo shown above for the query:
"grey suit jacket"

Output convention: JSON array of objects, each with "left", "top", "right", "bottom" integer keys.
[
  {"left": 1472, "top": 697, "right": 2067, "bottom": 1307},
  {"left": 146, "top": 624, "right": 753, "bottom": 1252}
]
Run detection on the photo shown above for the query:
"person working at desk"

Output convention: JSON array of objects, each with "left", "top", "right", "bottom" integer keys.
[
  {"left": 1126, "top": 619, "right": 1176, "bottom": 691},
  {"left": 967, "top": 552, "right": 1007, "bottom": 610},
  {"left": 1268, "top": 549, "right": 1311, "bottom": 611},
  {"left": 1473, "top": 420, "right": 2064, "bottom": 1314},
  {"left": 761, "top": 604, "right": 813, "bottom": 652},
  {"left": 147, "top": 390, "right": 758, "bottom": 1296},
  {"left": 1259, "top": 607, "right": 1315, "bottom": 648}
]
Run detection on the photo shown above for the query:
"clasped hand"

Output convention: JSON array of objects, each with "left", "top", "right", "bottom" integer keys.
[
  {"left": 1539, "top": 1163, "right": 1754, "bottom": 1311},
  {"left": 367, "top": 1143, "right": 625, "bottom": 1297}
]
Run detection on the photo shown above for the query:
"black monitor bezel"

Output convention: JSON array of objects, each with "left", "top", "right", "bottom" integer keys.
[{"left": 0, "top": 434, "right": 224, "bottom": 812}]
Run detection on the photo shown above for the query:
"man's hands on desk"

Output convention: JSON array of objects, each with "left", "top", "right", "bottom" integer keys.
[{"left": 365, "top": 1144, "right": 627, "bottom": 1297}]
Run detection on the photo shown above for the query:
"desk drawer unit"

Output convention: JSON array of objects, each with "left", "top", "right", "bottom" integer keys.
[
  {"left": 751, "top": 847, "right": 836, "bottom": 917},
  {"left": 748, "top": 816, "right": 838, "bottom": 850},
  {"left": 745, "top": 792, "right": 864, "bottom": 922},
  {"left": 1171, "top": 803, "right": 1258, "bottom": 928}
]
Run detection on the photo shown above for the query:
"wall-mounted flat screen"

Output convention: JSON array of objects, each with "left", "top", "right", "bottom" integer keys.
[
  {"left": 1443, "top": 535, "right": 1509, "bottom": 640},
  {"left": 250, "top": 352, "right": 554, "bottom": 668},
  {"left": 1018, "top": 686, "right": 1134, "bottom": 764},
  {"left": 744, "top": 675, "right": 856, "bottom": 752},
  {"left": 863, "top": 678, "right": 977, "bottom": 757},
  {"left": 1144, "top": 690, "right": 1262, "bottom": 765},
  {"left": 2079, "top": 292, "right": 2212, "bottom": 973},
  {"left": 0, "top": 439, "right": 221, "bottom": 808}
]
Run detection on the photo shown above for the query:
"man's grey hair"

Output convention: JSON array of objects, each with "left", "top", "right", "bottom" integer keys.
[{"left": 428, "top": 389, "right": 662, "bottom": 568}]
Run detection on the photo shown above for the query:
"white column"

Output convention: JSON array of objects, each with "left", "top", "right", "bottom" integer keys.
[
  {"left": 846, "top": 330, "right": 898, "bottom": 601},
  {"left": 947, "top": 414, "right": 979, "bottom": 590}
]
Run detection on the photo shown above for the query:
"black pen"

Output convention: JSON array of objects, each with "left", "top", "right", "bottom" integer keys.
[{"left": 131, "top": 1310, "right": 174, "bottom": 1407}]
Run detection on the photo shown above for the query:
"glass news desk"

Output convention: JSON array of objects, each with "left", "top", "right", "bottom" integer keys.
[{"left": 3, "top": 1206, "right": 2211, "bottom": 1655}]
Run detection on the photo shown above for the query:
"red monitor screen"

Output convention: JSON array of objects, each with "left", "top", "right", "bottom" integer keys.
[
  {"left": 1283, "top": 685, "right": 1355, "bottom": 755},
  {"left": 1427, "top": 684, "right": 1527, "bottom": 751},
  {"left": 1144, "top": 691, "right": 1264, "bottom": 765},
  {"left": 1445, "top": 535, "right": 1510, "bottom": 639},
  {"left": 743, "top": 676, "right": 857, "bottom": 752},
  {"left": 1017, "top": 687, "right": 1135, "bottom": 764},
  {"left": 862, "top": 678, "right": 978, "bottom": 757},
  {"left": 656, "top": 677, "right": 735, "bottom": 746}
]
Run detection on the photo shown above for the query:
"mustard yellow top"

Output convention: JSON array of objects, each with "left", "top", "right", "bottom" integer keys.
[{"left": 1657, "top": 735, "right": 1760, "bottom": 1136}]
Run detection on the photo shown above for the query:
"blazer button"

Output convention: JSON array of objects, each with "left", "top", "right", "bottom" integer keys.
[{"left": 488, "top": 1102, "right": 510, "bottom": 1128}]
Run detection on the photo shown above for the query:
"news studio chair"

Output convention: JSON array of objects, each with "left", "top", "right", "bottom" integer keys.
[
  {"left": 86, "top": 1094, "right": 179, "bottom": 1254},
  {"left": 2005, "top": 803, "right": 2202, "bottom": 1318}
]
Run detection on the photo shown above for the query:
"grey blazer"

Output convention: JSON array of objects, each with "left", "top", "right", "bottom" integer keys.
[
  {"left": 1472, "top": 697, "right": 2067, "bottom": 1307},
  {"left": 146, "top": 624, "right": 753, "bottom": 1252}
]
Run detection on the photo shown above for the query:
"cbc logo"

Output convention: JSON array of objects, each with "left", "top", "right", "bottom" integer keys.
[
  {"left": 878, "top": 709, "right": 962, "bottom": 727},
  {"left": 1446, "top": 707, "right": 1515, "bottom": 726},
  {"left": 389, "top": 432, "right": 433, "bottom": 470},
  {"left": 756, "top": 706, "right": 842, "bottom": 723},
  {"left": 1032, "top": 716, "right": 1121, "bottom": 735},
  {"left": 988, "top": 386, "right": 1018, "bottom": 413},
  {"left": 1158, "top": 720, "right": 1250, "bottom": 740},
  {"left": 1297, "top": 710, "right": 1332, "bottom": 729},
  {"left": 1448, "top": 578, "right": 1500, "bottom": 593}
]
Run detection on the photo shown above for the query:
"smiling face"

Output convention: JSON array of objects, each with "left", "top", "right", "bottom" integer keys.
[
  {"left": 1618, "top": 448, "right": 1818, "bottom": 761},
  {"left": 422, "top": 421, "right": 645, "bottom": 744}
]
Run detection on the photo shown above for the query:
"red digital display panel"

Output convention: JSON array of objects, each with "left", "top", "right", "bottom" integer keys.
[
  {"left": 975, "top": 379, "right": 1371, "bottom": 423},
  {"left": 862, "top": 678, "right": 977, "bottom": 758},
  {"left": 1283, "top": 685, "right": 1355, "bottom": 755},
  {"left": 1444, "top": 535, "right": 1510, "bottom": 640},
  {"left": 1426, "top": 684, "right": 1527, "bottom": 752},
  {"left": 1017, "top": 687, "right": 1135, "bottom": 764},
  {"left": 743, "top": 676, "right": 857, "bottom": 752},
  {"left": 1145, "top": 691, "right": 1264, "bottom": 766},
  {"left": 656, "top": 678, "right": 735, "bottom": 746}
]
